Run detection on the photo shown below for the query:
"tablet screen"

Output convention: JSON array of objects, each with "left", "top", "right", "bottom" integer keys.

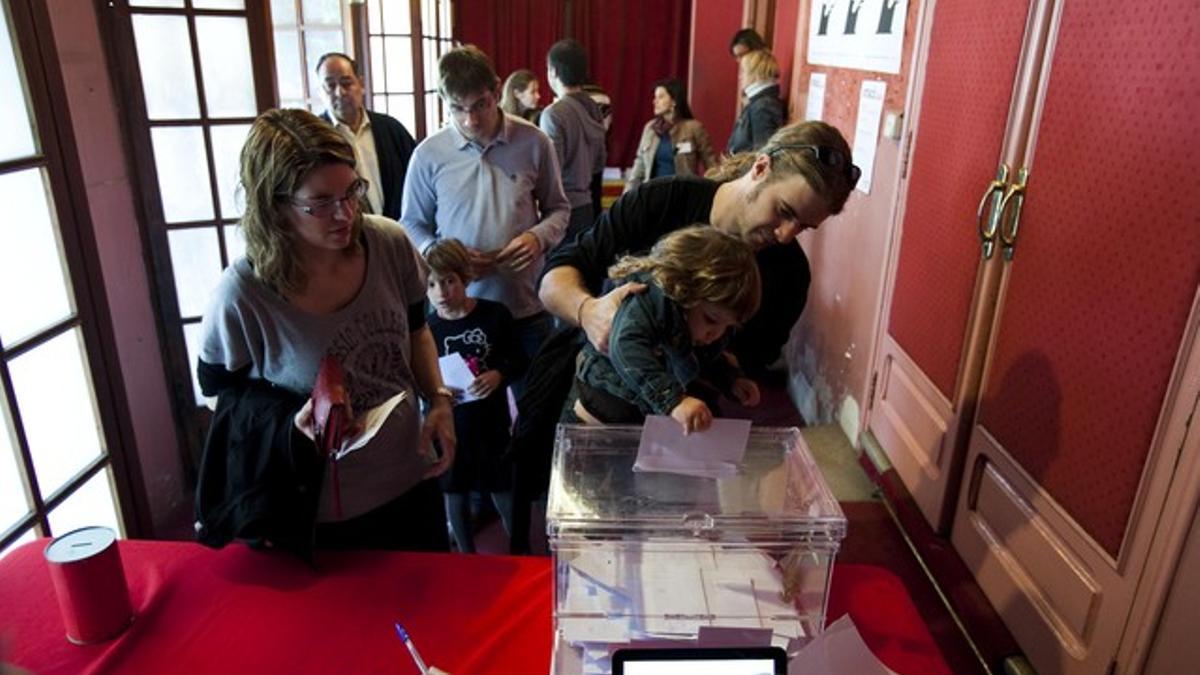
[{"left": 612, "top": 647, "right": 787, "bottom": 675}]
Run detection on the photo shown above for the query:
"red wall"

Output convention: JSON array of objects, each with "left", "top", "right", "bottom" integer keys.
[{"left": 687, "top": 0, "right": 743, "bottom": 156}]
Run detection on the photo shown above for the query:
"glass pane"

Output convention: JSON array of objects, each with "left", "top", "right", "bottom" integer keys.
[
  {"left": 224, "top": 224, "right": 247, "bottom": 265},
  {"left": 150, "top": 126, "right": 214, "bottom": 223},
  {"left": 10, "top": 329, "right": 104, "bottom": 498},
  {"left": 131, "top": 14, "right": 200, "bottom": 120},
  {"left": 47, "top": 468, "right": 121, "bottom": 539},
  {"left": 440, "top": 0, "right": 452, "bottom": 37},
  {"left": 301, "top": 0, "right": 342, "bottom": 25},
  {"left": 382, "top": 0, "right": 411, "bottom": 34},
  {"left": 367, "top": 0, "right": 381, "bottom": 34},
  {"left": 423, "top": 38, "right": 437, "bottom": 93},
  {"left": 422, "top": 0, "right": 436, "bottom": 33},
  {"left": 168, "top": 227, "right": 223, "bottom": 318},
  {"left": 0, "top": 528, "right": 36, "bottom": 560},
  {"left": 209, "top": 123, "right": 251, "bottom": 219},
  {"left": 271, "top": 0, "right": 297, "bottom": 25},
  {"left": 388, "top": 94, "right": 416, "bottom": 135},
  {"left": 194, "top": 0, "right": 246, "bottom": 9},
  {"left": 129, "top": 0, "right": 185, "bottom": 6},
  {"left": 183, "top": 322, "right": 207, "bottom": 405},
  {"left": 0, "top": 3, "right": 36, "bottom": 162},
  {"left": 385, "top": 37, "right": 414, "bottom": 92},
  {"left": 304, "top": 28, "right": 345, "bottom": 102},
  {"left": 281, "top": 98, "right": 307, "bottom": 110},
  {"left": 0, "top": 169, "right": 73, "bottom": 346},
  {"left": 369, "top": 36, "right": 386, "bottom": 94},
  {"left": 424, "top": 91, "right": 440, "bottom": 136},
  {"left": 274, "top": 30, "right": 304, "bottom": 102},
  {"left": 195, "top": 17, "right": 257, "bottom": 119},
  {"left": 0, "top": 401, "right": 30, "bottom": 533}
]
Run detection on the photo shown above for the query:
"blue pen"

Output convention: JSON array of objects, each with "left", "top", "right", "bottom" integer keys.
[{"left": 394, "top": 622, "right": 430, "bottom": 675}]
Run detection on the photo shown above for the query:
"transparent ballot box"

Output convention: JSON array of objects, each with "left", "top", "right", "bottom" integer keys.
[{"left": 546, "top": 425, "right": 847, "bottom": 675}]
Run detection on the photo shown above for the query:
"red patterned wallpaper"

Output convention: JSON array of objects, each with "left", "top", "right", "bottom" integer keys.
[{"left": 978, "top": 0, "right": 1200, "bottom": 557}]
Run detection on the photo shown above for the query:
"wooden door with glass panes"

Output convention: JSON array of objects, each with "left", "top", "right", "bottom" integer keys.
[
  {"left": 105, "top": 0, "right": 275, "bottom": 471},
  {"left": 0, "top": 0, "right": 135, "bottom": 554}
]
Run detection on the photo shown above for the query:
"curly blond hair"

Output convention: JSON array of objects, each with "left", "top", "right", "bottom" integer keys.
[{"left": 609, "top": 226, "right": 761, "bottom": 323}]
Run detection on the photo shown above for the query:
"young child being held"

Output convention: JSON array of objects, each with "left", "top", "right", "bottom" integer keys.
[
  {"left": 425, "top": 239, "right": 527, "bottom": 553},
  {"left": 573, "top": 225, "right": 762, "bottom": 434}
]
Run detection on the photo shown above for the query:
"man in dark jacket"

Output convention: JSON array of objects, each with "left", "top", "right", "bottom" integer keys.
[{"left": 317, "top": 52, "right": 416, "bottom": 221}]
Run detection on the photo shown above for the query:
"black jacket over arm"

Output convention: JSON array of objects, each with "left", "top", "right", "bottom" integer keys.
[{"left": 194, "top": 366, "right": 325, "bottom": 560}]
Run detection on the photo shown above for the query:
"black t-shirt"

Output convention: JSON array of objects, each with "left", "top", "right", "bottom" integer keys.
[{"left": 544, "top": 175, "right": 811, "bottom": 372}]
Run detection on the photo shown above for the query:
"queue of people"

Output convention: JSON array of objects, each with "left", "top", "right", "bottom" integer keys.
[{"left": 194, "top": 29, "right": 860, "bottom": 559}]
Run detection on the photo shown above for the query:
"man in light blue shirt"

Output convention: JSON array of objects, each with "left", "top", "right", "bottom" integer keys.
[{"left": 401, "top": 45, "right": 569, "bottom": 392}]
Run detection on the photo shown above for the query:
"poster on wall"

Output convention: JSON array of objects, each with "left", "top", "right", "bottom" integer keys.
[
  {"left": 805, "top": 73, "right": 827, "bottom": 121},
  {"left": 807, "top": 0, "right": 908, "bottom": 74},
  {"left": 852, "top": 80, "right": 886, "bottom": 194}
]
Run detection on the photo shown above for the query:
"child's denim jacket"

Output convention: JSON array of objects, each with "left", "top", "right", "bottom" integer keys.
[{"left": 576, "top": 272, "right": 737, "bottom": 416}]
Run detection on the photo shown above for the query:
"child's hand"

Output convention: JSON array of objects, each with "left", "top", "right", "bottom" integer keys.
[
  {"left": 671, "top": 396, "right": 713, "bottom": 434},
  {"left": 731, "top": 378, "right": 761, "bottom": 407},
  {"left": 468, "top": 370, "right": 503, "bottom": 398}
]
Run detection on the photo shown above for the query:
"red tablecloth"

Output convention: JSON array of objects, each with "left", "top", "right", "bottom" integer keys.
[{"left": 0, "top": 540, "right": 949, "bottom": 674}]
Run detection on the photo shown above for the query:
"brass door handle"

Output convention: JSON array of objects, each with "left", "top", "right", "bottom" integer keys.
[
  {"left": 976, "top": 164, "right": 1010, "bottom": 260},
  {"left": 998, "top": 167, "right": 1028, "bottom": 261}
]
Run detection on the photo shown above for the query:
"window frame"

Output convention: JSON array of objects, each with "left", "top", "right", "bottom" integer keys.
[{"left": 0, "top": 0, "right": 142, "bottom": 551}]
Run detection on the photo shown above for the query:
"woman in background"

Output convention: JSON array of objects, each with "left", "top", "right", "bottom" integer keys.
[
  {"left": 499, "top": 69, "right": 542, "bottom": 123},
  {"left": 625, "top": 78, "right": 718, "bottom": 192},
  {"left": 727, "top": 49, "right": 784, "bottom": 154}
]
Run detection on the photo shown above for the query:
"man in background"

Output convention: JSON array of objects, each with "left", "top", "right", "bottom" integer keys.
[
  {"left": 317, "top": 52, "right": 416, "bottom": 221},
  {"left": 540, "top": 39, "right": 607, "bottom": 245}
]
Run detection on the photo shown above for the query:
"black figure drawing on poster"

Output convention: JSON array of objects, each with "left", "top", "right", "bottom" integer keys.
[
  {"left": 877, "top": 0, "right": 900, "bottom": 34},
  {"left": 844, "top": 0, "right": 864, "bottom": 35},
  {"left": 818, "top": 1, "right": 836, "bottom": 36}
]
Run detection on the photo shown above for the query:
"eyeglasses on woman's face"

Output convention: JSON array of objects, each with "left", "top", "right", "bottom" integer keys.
[
  {"left": 771, "top": 144, "right": 862, "bottom": 189},
  {"left": 290, "top": 178, "right": 368, "bottom": 218}
]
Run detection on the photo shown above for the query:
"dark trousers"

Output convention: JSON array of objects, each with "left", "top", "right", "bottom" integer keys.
[
  {"left": 314, "top": 478, "right": 448, "bottom": 551},
  {"left": 511, "top": 311, "right": 555, "bottom": 401}
]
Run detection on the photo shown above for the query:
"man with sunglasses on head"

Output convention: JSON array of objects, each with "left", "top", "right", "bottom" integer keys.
[
  {"left": 316, "top": 52, "right": 416, "bottom": 222},
  {"left": 508, "top": 121, "right": 860, "bottom": 553},
  {"left": 401, "top": 45, "right": 570, "bottom": 398}
]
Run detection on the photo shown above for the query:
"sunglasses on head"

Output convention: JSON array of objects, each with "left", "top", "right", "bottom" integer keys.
[{"left": 770, "top": 144, "right": 862, "bottom": 189}]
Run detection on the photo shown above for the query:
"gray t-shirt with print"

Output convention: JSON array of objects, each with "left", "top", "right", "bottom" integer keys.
[{"left": 199, "top": 215, "right": 430, "bottom": 521}]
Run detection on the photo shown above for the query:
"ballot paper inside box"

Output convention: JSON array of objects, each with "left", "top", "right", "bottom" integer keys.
[{"left": 546, "top": 425, "right": 847, "bottom": 675}]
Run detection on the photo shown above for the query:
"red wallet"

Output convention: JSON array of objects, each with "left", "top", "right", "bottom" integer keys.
[{"left": 312, "top": 355, "right": 349, "bottom": 458}]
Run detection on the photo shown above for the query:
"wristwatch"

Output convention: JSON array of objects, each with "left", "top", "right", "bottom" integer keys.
[{"left": 431, "top": 386, "right": 456, "bottom": 402}]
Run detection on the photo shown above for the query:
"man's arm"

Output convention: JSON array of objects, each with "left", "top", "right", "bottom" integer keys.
[
  {"left": 527, "top": 132, "right": 570, "bottom": 251},
  {"left": 397, "top": 146, "right": 438, "bottom": 253},
  {"left": 538, "top": 106, "right": 568, "bottom": 176}
]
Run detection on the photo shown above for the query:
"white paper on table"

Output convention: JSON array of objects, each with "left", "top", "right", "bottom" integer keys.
[
  {"left": 789, "top": 615, "right": 899, "bottom": 675},
  {"left": 437, "top": 352, "right": 481, "bottom": 403},
  {"left": 332, "top": 391, "right": 408, "bottom": 460},
  {"left": 634, "top": 416, "right": 752, "bottom": 478},
  {"left": 805, "top": 72, "right": 827, "bottom": 121},
  {"left": 852, "top": 80, "right": 887, "bottom": 194}
]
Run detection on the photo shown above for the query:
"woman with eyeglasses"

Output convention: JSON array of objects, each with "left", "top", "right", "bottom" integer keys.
[
  {"left": 625, "top": 78, "right": 719, "bottom": 193},
  {"left": 194, "top": 108, "right": 455, "bottom": 554}
]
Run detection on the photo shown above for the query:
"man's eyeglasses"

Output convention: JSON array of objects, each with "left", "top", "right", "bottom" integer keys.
[
  {"left": 447, "top": 93, "right": 496, "bottom": 118},
  {"left": 771, "top": 144, "right": 862, "bottom": 189},
  {"left": 290, "top": 179, "right": 368, "bottom": 217}
]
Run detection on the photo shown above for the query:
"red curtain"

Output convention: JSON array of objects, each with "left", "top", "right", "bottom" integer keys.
[
  {"left": 455, "top": 0, "right": 692, "bottom": 169},
  {"left": 455, "top": 0, "right": 565, "bottom": 87}
]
